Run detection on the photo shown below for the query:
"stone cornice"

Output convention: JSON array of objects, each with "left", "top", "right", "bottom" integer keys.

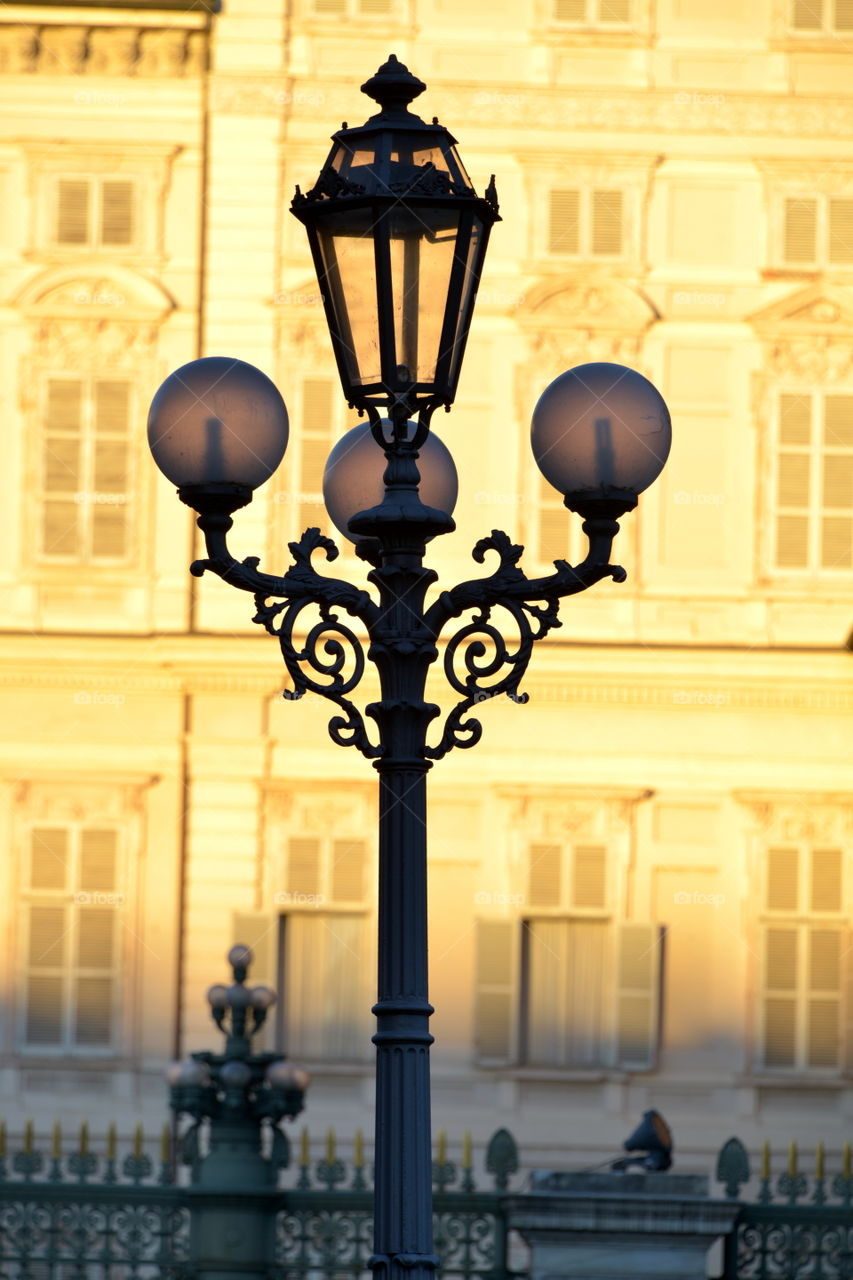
[{"left": 0, "top": 20, "right": 207, "bottom": 74}]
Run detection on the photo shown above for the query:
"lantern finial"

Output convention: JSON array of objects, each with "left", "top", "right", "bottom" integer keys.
[{"left": 360, "top": 54, "right": 426, "bottom": 115}]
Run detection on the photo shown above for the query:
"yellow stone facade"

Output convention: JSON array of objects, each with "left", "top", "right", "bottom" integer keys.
[{"left": 0, "top": 0, "right": 851, "bottom": 1176}]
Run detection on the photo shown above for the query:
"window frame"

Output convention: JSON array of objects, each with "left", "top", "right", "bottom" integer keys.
[
  {"left": 550, "top": 0, "right": 632, "bottom": 27},
  {"left": 51, "top": 174, "right": 138, "bottom": 252},
  {"left": 546, "top": 184, "right": 630, "bottom": 262}
]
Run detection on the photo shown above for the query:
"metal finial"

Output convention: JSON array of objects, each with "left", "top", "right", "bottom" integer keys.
[{"left": 360, "top": 54, "right": 426, "bottom": 115}]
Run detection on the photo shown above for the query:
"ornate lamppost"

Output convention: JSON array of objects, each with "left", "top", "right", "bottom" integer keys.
[{"left": 149, "top": 55, "right": 671, "bottom": 1280}]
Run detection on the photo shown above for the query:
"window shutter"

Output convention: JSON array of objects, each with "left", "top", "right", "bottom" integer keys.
[
  {"left": 779, "top": 394, "right": 812, "bottom": 445},
  {"left": 573, "top": 845, "right": 607, "bottom": 908},
  {"left": 537, "top": 507, "right": 570, "bottom": 562},
  {"left": 776, "top": 516, "right": 809, "bottom": 567},
  {"left": 359, "top": 0, "right": 393, "bottom": 11},
  {"left": 591, "top": 190, "right": 624, "bottom": 256},
  {"left": 77, "top": 910, "right": 114, "bottom": 969},
  {"left": 474, "top": 920, "right": 516, "bottom": 1063},
  {"left": 79, "top": 829, "right": 117, "bottom": 892},
  {"left": 331, "top": 838, "right": 366, "bottom": 902},
  {"left": 821, "top": 516, "right": 853, "bottom": 568},
  {"left": 527, "top": 842, "right": 562, "bottom": 907},
  {"left": 811, "top": 848, "right": 842, "bottom": 913},
  {"left": 287, "top": 836, "right": 322, "bottom": 898},
  {"left": 74, "top": 976, "right": 113, "bottom": 1044},
  {"left": 29, "top": 905, "right": 66, "bottom": 968},
  {"left": 92, "top": 380, "right": 131, "bottom": 560},
  {"left": 837, "top": 0, "right": 853, "bottom": 31},
  {"left": 57, "top": 179, "right": 90, "bottom": 244},
  {"left": 777, "top": 454, "right": 810, "bottom": 508},
  {"left": 26, "top": 975, "right": 64, "bottom": 1044},
  {"left": 554, "top": 0, "right": 585, "bottom": 18},
  {"left": 615, "top": 923, "right": 659, "bottom": 1069},
  {"left": 43, "top": 379, "right": 83, "bottom": 558},
  {"left": 767, "top": 847, "right": 799, "bottom": 911},
  {"left": 807, "top": 928, "right": 841, "bottom": 1067},
  {"left": 829, "top": 199, "right": 853, "bottom": 264},
  {"left": 824, "top": 395, "right": 853, "bottom": 446},
  {"left": 100, "top": 180, "right": 134, "bottom": 246},
  {"left": 548, "top": 190, "right": 580, "bottom": 255},
  {"left": 792, "top": 0, "right": 822, "bottom": 26},
  {"left": 599, "top": 0, "right": 630, "bottom": 19},
  {"left": 314, "top": 0, "right": 346, "bottom": 10},
  {"left": 30, "top": 828, "right": 68, "bottom": 891},
  {"left": 822, "top": 456, "right": 853, "bottom": 509},
  {"left": 783, "top": 198, "right": 817, "bottom": 264},
  {"left": 763, "top": 926, "right": 798, "bottom": 1067},
  {"left": 299, "top": 379, "right": 335, "bottom": 533},
  {"left": 844, "top": 930, "right": 853, "bottom": 1074}
]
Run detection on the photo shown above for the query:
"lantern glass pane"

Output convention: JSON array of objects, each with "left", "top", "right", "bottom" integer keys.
[
  {"left": 448, "top": 214, "right": 485, "bottom": 387},
  {"left": 389, "top": 205, "right": 461, "bottom": 386},
  {"left": 317, "top": 209, "right": 381, "bottom": 386}
]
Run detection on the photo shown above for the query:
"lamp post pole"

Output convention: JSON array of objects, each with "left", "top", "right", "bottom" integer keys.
[{"left": 148, "top": 55, "right": 672, "bottom": 1280}]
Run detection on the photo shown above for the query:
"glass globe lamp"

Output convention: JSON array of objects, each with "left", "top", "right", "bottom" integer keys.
[
  {"left": 147, "top": 357, "right": 289, "bottom": 511},
  {"left": 531, "top": 363, "right": 671, "bottom": 517}
]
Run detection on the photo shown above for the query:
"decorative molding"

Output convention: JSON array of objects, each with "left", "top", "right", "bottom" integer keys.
[
  {"left": 734, "top": 791, "right": 853, "bottom": 841},
  {"left": 0, "top": 22, "right": 206, "bottom": 76}
]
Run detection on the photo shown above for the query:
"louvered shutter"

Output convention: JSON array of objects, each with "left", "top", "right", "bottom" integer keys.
[
  {"left": 79, "top": 828, "right": 117, "bottom": 892},
  {"left": 554, "top": 0, "right": 585, "bottom": 17},
  {"left": 763, "top": 927, "right": 798, "bottom": 1067},
  {"left": 474, "top": 920, "right": 516, "bottom": 1063},
  {"left": 767, "top": 847, "right": 799, "bottom": 911},
  {"left": 776, "top": 396, "right": 812, "bottom": 569},
  {"left": 331, "top": 838, "right": 366, "bottom": 902},
  {"left": 783, "top": 198, "right": 817, "bottom": 264},
  {"left": 549, "top": 190, "right": 580, "bottom": 255},
  {"left": 57, "top": 179, "right": 90, "bottom": 244},
  {"left": 811, "top": 848, "right": 842, "bottom": 912},
  {"left": 74, "top": 977, "right": 112, "bottom": 1044},
  {"left": 792, "top": 0, "right": 822, "bottom": 26},
  {"left": 829, "top": 199, "right": 853, "bottom": 264},
  {"left": 299, "top": 380, "right": 334, "bottom": 534},
  {"left": 591, "top": 190, "right": 624, "bottom": 256},
  {"left": 821, "top": 515, "right": 853, "bottom": 568},
  {"left": 837, "top": 0, "right": 853, "bottom": 31},
  {"left": 314, "top": 0, "right": 345, "bottom": 10},
  {"left": 616, "top": 923, "right": 659, "bottom": 1069},
  {"left": 779, "top": 394, "right": 812, "bottom": 445},
  {"left": 26, "top": 905, "right": 67, "bottom": 1044},
  {"left": 824, "top": 395, "right": 853, "bottom": 447},
  {"left": 573, "top": 845, "right": 607, "bottom": 908},
  {"left": 30, "top": 828, "right": 68, "bottom": 891},
  {"left": 598, "top": 0, "right": 630, "bottom": 19},
  {"left": 287, "top": 836, "right": 322, "bottom": 899},
  {"left": 75, "top": 910, "right": 115, "bottom": 1046},
  {"left": 100, "top": 180, "right": 134, "bottom": 246},
  {"left": 285, "top": 913, "right": 367, "bottom": 1059},
  {"left": 807, "top": 928, "right": 841, "bottom": 1067},
  {"left": 844, "top": 931, "right": 853, "bottom": 1074},
  {"left": 42, "top": 379, "right": 83, "bottom": 558},
  {"left": 359, "top": 0, "right": 393, "bottom": 11},
  {"left": 527, "top": 842, "right": 562, "bottom": 907},
  {"left": 26, "top": 975, "right": 64, "bottom": 1044},
  {"left": 92, "top": 380, "right": 131, "bottom": 560},
  {"left": 537, "top": 474, "right": 571, "bottom": 562}
]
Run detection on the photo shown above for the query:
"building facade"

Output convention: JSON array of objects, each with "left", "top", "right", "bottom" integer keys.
[{"left": 0, "top": 0, "right": 851, "bottom": 1175}]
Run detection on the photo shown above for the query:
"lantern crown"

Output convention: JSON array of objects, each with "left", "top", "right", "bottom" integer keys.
[{"left": 360, "top": 53, "right": 426, "bottom": 117}]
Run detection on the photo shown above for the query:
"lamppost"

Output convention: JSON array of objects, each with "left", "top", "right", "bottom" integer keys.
[{"left": 148, "top": 55, "right": 671, "bottom": 1280}]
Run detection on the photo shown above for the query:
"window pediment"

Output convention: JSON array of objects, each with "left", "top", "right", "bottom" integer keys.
[
  {"left": 13, "top": 266, "right": 174, "bottom": 322},
  {"left": 750, "top": 285, "right": 853, "bottom": 337},
  {"left": 519, "top": 277, "right": 658, "bottom": 333}
]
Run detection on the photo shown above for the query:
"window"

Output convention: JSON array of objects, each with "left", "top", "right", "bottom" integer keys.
[
  {"left": 311, "top": 0, "right": 393, "bottom": 14},
  {"left": 39, "top": 375, "right": 134, "bottom": 563},
  {"left": 54, "top": 177, "right": 135, "bottom": 248},
  {"left": 548, "top": 187, "right": 626, "bottom": 258},
  {"left": 534, "top": 474, "right": 586, "bottom": 565},
  {"left": 772, "top": 391, "right": 853, "bottom": 571},
  {"left": 553, "top": 0, "right": 631, "bottom": 22},
  {"left": 781, "top": 195, "right": 853, "bottom": 268},
  {"left": 22, "top": 825, "right": 123, "bottom": 1052},
  {"left": 273, "top": 376, "right": 359, "bottom": 549},
  {"left": 474, "top": 841, "right": 660, "bottom": 1069},
  {"left": 790, "top": 0, "right": 853, "bottom": 33},
  {"left": 760, "top": 845, "right": 848, "bottom": 1071}
]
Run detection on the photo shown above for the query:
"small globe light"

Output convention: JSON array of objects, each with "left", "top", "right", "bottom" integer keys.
[
  {"left": 220, "top": 1059, "right": 253, "bottom": 1089},
  {"left": 266, "top": 1061, "right": 311, "bottom": 1092},
  {"left": 168, "top": 1059, "right": 210, "bottom": 1087},
  {"left": 147, "top": 357, "right": 289, "bottom": 491},
  {"left": 228, "top": 943, "right": 254, "bottom": 970},
  {"left": 207, "top": 984, "right": 229, "bottom": 1010},
  {"left": 226, "top": 983, "right": 252, "bottom": 1009},
  {"left": 323, "top": 420, "right": 458, "bottom": 543},
  {"left": 250, "top": 985, "right": 277, "bottom": 1011},
  {"left": 531, "top": 363, "right": 671, "bottom": 511}
]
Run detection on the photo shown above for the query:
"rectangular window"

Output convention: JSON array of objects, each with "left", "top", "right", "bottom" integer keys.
[
  {"left": 55, "top": 178, "right": 135, "bottom": 249},
  {"left": 553, "top": 0, "right": 631, "bottom": 22},
  {"left": 280, "top": 912, "right": 371, "bottom": 1060},
  {"left": 534, "top": 473, "right": 586, "bottom": 565},
  {"left": 791, "top": 0, "right": 853, "bottom": 33},
  {"left": 39, "top": 376, "right": 133, "bottom": 563},
  {"left": 22, "top": 826, "right": 122, "bottom": 1052},
  {"left": 760, "top": 844, "right": 847, "bottom": 1071},
  {"left": 312, "top": 0, "right": 393, "bottom": 13},
  {"left": 781, "top": 194, "right": 853, "bottom": 267},
  {"left": 548, "top": 187, "right": 626, "bottom": 259},
  {"left": 772, "top": 392, "right": 853, "bottom": 572}
]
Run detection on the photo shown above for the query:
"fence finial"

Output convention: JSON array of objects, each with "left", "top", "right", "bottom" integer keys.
[
  {"left": 23, "top": 1120, "right": 33, "bottom": 1155},
  {"left": 354, "top": 1129, "right": 364, "bottom": 1169},
  {"left": 300, "top": 1129, "right": 309, "bottom": 1167},
  {"left": 52, "top": 1122, "right": 61, "bottom": 1160},
  {"left": 326, "top": 1128, "right": 336, "bottom": 1162},
  {"left": 107, "top": 1124, "right": 116, "bottom": 1160},
  {"left": 79, "top": 1123, "right": 89, "bottom": 1156},
  {"left": 715, "top": 1137, "right": 749, "bottom": 1199},
  {"left": 134, "top": 1123, "right": 143, "bottom": 1159},
  {"left": 485, "top": 1128, "right": 518, "bottom": 1191},
  {"left": 161, "top": 1124, "right": 171, "bottom": 1163},
  {"left": 788, "top": 1141, "right": 797, "bottom": 1177},
  {"left": 462, "top": 1130, "right": 472, "bottom": 1170}
]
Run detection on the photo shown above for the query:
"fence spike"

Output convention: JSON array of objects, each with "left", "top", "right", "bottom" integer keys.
[
  {"left": 462, "top": 1130, "right": 472, "bottom": 1170},
  {"left": 761, "top": 1141, "right": 770, "bottom": 1180},
  {"left": 134, "top": 1123, "right": 143, "bottom": 1159},
  {"left": 24, "top": 1119, "right": 33, "bottom": 1155},
  {"left": 845, "top": 1142, "right": 852, "bottom": 1179},
  {"left": 788, "top": 1141, "right": 797, "bottom": 1177},
  {"left": 437, "top": 1129, "right": 446, "bottom": 1165},
  {"left": 815, "top": 1142, "right": 824, "bottom": 1179},
  {"left": 107, "top": 1124, "right": 116, "bottom": 1160},
  {"left": 79, "top": 1122, "right": 88, "bottom": 1155},
  {"left": 300, "top": 1128, "right": 309, "bottom": 1166},
  {"left": 161, "top": 1124, "right": 170, "bottom": 1162},
  {"left": 52, "top": 1122, "right": 61, "bottom": 1159},
  {"left": 326, "top": 1128, "right": 335, "bottom": 1162},
  {"left": 353, "top": 1129, "right": 364, "bottom": 1169}
]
